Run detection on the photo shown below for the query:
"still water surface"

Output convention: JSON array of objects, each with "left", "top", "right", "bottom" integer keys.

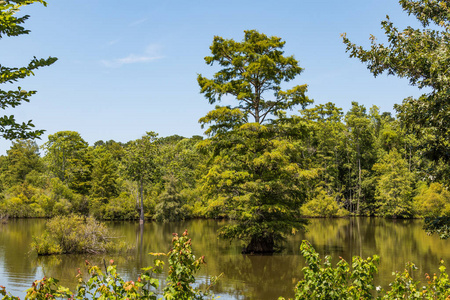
[{"left": 0, "top": 218, "right": 449, "bottom": 299}]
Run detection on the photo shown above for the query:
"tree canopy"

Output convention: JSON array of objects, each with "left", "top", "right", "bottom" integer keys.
[
  {"left": 198, "top": 30, "right": 311, "bottom": 126},
  {"left": 342, "top": 0, "right": 450, "bottom": 164}
]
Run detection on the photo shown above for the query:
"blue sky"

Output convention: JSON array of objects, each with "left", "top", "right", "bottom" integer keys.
[{"left": 0, "top": 0, "right": 426, "bottom": 154}]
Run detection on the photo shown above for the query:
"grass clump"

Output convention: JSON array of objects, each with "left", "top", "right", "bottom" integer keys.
[{"left": 32, "top": 214, "right": 126, "bottom": 255}]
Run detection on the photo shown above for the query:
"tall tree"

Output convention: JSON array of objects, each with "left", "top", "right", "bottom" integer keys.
[
  {"left": 3, "top": 139, "right": 42, "bottom": 186},
  {"left": 299, "top": 102, "right": 346, "bottom": 196},
  {"left": 344, "top": 102, "right": 376, "bottom": 214},
  {"left": 124, "top": 132, "right": 159, "bottom": 224},
  {"left": 0, "top": 0, "right": 57, "bottom": 139},
  {"left": 42, "top": 131, "right": 90, "bottom": 192},
  {"left": 198, "top": 31, "right": 312, "bottom": 253},
  {"left": 90, "top": 147, "right": 119, "bottom": 203}
]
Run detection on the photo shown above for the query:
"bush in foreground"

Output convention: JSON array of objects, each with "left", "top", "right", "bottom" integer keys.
[{"left": 278, "top": 241, "right": 450, "bottom": 300}]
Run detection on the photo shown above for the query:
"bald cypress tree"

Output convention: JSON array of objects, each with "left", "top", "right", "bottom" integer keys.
[{"left": 198, "top": 30, "right": 312, "bottom": 253}]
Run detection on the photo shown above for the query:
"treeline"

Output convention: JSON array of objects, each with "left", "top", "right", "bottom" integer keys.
[{"left": 0, "top": 101, "right": 448, "bottom": 221}]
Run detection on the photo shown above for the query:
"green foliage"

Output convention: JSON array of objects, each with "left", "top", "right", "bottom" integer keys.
[
  {"left": 373, "top": 149, "right": 415, "bottom": 218},
  {"left": 89, "top": 147, "right": 119, "bottom": 203},
  {"left": 344, "top": 102, "right": 376, "bottom": 214},
  {"left": 72, "top": 260, "right": 162, "bottom": 300},
  {"left": 424, "top": 216, "right": 450, "bottom": 239},
  {"left": 0, "top": 193, "right": 32, "bottom": 217},
  {"left": 283, "top": 240, "right": 380, "bottom": 300},
  {"left": 43, "top": 131, "right": 90, "bottom": 190},
  {"left": 31, "top": 214, "right": 125, "bottom": 255},
  {"left": 2, "top": 140, "right": 42, "bottom": 187},
  {"left": 48, "top": 177, "right": 88, "bottom": 215},
  {"left": 22, "top": 277, "right": 71, "bottom": 300},
  {"left": 154, "top": 176, "right": 191, "bottom": 222},
  {"left": 156, "top": 136, "right": 205, "bottom": 191},
  {"left": 342, "top": 0, "right": 450, "bottom": 174},
  {"left": 102, "top": 192, "right": 138, "bottom": 220},
  {"left": 198, "top": 30, "right": 315, "bottom": 253},
  {"left": 300, "top": 187, "right": 349, "bottom": 218},
  {"left": 163, "top": 230, "right": 219, "bottom": 300},
  {"left": 198, "top": 30, "right": 311, "bottom": 125},
  {"left": 200, "top": 122, "right": 312, "bottom": 253},
  {"left": 0, "top": 0, "right": 57, "bottom": 140},
  {"left": 24, "top": 169, "right": 48, "bottom": 189},
  {"left": 124, "top": 132, "right": 160, "bottom": 222},
  {"left": 414, "top": 182, "right": 450, "bottom": 217},
  {"left": 298, "top": 103, "right": 346, "bottom": 195},
  {"left": 279, "top": 240, "right": 450, "bottom": 300},
  {"left": 341, "top": 0, "right": 450, "bottom": 236},
  {"left": 124, "top": 132, "right": 159, "bottom": 185},
  {"left": 0, "top": 178, "right": 53, "bottom": 217}
]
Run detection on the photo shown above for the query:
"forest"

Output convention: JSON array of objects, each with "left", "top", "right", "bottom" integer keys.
[{"left": 0, "top": 99, "right": 447, "bottom": 224}]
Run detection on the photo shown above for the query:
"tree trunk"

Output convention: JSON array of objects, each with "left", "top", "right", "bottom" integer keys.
[
  {"left": 242, "top": 235, "right": 274, "bottom": 254},
  {"left": 357, "top": 144, "right": 361, "bottom": 215},
  {"left": 139, "top": 178, "right": 144, "bottom": 224}
]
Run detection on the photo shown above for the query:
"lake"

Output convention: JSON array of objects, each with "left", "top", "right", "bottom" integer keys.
[{"left": 0, "top": 218, "right": 449, "bottom": 299}]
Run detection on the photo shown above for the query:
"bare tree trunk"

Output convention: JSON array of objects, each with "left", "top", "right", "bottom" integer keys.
[
  {"left": 357, "top": 144, "right": 361, "bottom": 215},
  {"left": 139, "top": 178, "right": 144, "bottom": 224}
]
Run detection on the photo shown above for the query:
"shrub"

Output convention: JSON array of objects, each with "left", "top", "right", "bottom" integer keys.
[
  {"left": 414, "top": 182, "right": 450, "bottom": 218},
  {"left": 103, "top": 192, "right": 138, "bottom": 220},
  {"left": 154, "top": 191, "right": 191, "bottom": 222},
  {"left": 2, "top": 194, "right": 32, "bottom": 217},
  {"left": 32, "top": 194, "right": 55, "bottom": 216},
  {"left": 283, "top": 240, "right": 379, "bottom": 299},
  {"left": 300, "top": 188, "right": 348, "bottom": 217},
  {"left": 163, "top": 230, "right": 218, "bottom": 299},
  {"left": 31, "top": 214, "right": 126, "bottom": 255}
]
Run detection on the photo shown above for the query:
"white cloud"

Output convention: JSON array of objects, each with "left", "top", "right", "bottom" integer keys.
[
  {"left": 108, "top": 39, "right": 120, "bottom": 46},
  {"left": 101, "top": 44, "right": 164, "bottom": 68},
  {"left": 129, "top": 18, "right": 148, "bottom": 27}
]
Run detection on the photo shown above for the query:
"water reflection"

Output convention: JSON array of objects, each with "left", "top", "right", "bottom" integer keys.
[{"left": 0, "top": 218, "right": 449, "bottom": 299}]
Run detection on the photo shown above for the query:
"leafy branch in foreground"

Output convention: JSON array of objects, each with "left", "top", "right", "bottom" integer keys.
[
  {"left": 279, "top": 240, "right": 450, "bottom": 300},
  {"left": 0, "top": 0, "right": 57, "bottom": 139}
]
